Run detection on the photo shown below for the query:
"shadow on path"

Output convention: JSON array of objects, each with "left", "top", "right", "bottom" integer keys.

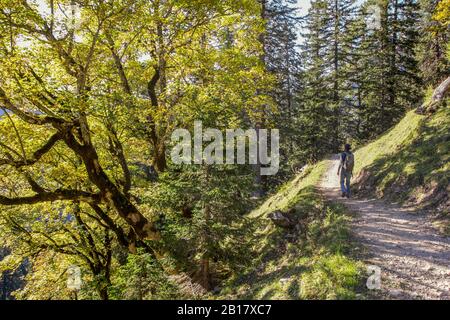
[{"left": 318, "top": 155, "right": 450, "bottom": 300}]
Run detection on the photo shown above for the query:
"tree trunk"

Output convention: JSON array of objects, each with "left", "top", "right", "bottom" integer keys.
[
  {"left": 333, "top": 0, "right": 340, "bottom": 150},
  {"left": 200, "top": 166, "right": 211, "bottom": 291},
  {"left": 200, "top": 257, "right": 210, "bottom": 291},
  {"left": 417, "top": 75, "right": 450, "bottom": 114},
  {"left": 252, "top": 0, "right": 267, "bottom": 199},
  {"left": 153, "top": 142, "right": 167, "bottom": 173},
  {"left": 98, "top": 287, "right": 109, "bottom": 300},
  {"left": 60, "top": 126, "right": 159, "bottom": 241}
]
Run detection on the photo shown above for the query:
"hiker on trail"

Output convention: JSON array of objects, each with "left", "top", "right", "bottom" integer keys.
[{"left": 337, "top": 144, "right": 355, "bottom": 198}]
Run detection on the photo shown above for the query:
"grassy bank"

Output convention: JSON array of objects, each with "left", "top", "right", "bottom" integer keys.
[
  {"left": 222, "top": 105, "right": 449, "bottom": 298},
  {"left": 221, "top": 160, "right": 364, "bottom": 299},
  {"left": 353, "top": 108, "right": 449, "bottom": 224}
]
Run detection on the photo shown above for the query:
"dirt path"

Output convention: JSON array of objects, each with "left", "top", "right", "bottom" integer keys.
[{"left": 319, "top": 155, "right": 450, "bottom": 300}]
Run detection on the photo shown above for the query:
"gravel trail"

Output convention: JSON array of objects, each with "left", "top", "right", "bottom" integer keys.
[{"left": 319, "top": 155, "right": 450, "bottom": 300}]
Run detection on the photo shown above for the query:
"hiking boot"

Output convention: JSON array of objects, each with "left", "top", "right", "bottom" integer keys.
[
  {"left": 341, "top": 192, "right": 346, "bottom": 198},
  {"left": 346, "top": 193, "right": 350, "bottom": 199}
]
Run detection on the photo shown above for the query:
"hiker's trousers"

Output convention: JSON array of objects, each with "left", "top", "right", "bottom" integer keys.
[{"left": 340, "top": 171, "right": 352, "bottom": 196}]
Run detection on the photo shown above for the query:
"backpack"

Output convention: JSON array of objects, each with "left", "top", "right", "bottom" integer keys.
[{"left": 342, "top": 152, "right": 354, "bottom": 173}]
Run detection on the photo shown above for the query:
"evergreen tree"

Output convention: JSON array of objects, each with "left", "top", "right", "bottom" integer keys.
[
  {"left": 357, "top": 0, "right": 422, "bottom": 138},
  {"left": 297, "top": 0, "right": 357, "bottom": 161},
  {"left": 264, "top": 0, "right": 303, "bottom": 182},
  {"left": 417, "top": 0, "right": 450, "bottom": 87}
]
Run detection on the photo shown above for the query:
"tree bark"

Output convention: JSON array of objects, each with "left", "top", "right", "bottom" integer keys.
[
  {"left": 59, "top": 124, "right": 159, "bottom": 241},
  {"left": 417, "top": 75, "right": 450, "bottom": 114},
  {"left": 252, "top": 0, "right": 268, "bottom": 199}
]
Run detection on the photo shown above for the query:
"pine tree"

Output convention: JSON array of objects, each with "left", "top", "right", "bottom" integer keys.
[
  {"left": 346, "top": 0, "right": 422, "bottom": 140},
  {"left": 263, "top": 0, "right": 303, "bottom": 182},
  {"left": 296, "top": 0, "right": 358, "bottom": 161},
  {"left": 417, "top": 0, "right": 450, "bottom": 87},
  {"left": 386, "top": 0, "right": 420, "bottom": 133},
  {"left": 297, "top": 0, "right": 333, "bottom": 162}
]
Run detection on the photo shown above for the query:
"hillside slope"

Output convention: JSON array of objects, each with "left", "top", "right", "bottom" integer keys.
[
  {"left": 322, "top": 155, "right": 450, "bottom": 300},
  {"left": 221, "top": 161, "right": 364, "bottom": 300},
  {"left": 354, "top": 108, "right": 449, "bottom": 228},
  {"left": 222, "top": 106, "right": 449, "bottom": 299}
]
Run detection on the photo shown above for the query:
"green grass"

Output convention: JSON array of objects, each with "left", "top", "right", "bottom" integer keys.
[
  {"left": 353, "top": 110, "right": 424, "bottom": 176},
  {"left": 221, "top": 161, "right": 364, "bottom": 300},
  {"left": 249, "top": 160, "right": 328, "bottom": 219},
  {"left": 222, "top": 105, "right": 449, "bottom": 299},
  {"left": 353, "top": 107, "right": 449, "bottom": 215}
]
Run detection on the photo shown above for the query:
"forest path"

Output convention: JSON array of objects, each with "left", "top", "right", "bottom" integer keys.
[{"left": 318, "top": 155, "right": 450, "bottom": 300}]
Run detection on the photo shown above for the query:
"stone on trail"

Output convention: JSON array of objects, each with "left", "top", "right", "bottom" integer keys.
[{"left": 268, "top": 211, "right": 297, "bottom": 229}]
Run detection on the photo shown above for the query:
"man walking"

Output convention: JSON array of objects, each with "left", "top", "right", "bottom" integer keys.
[{"left": 337, "top": 144, "right": 355, "bottom": 198}]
